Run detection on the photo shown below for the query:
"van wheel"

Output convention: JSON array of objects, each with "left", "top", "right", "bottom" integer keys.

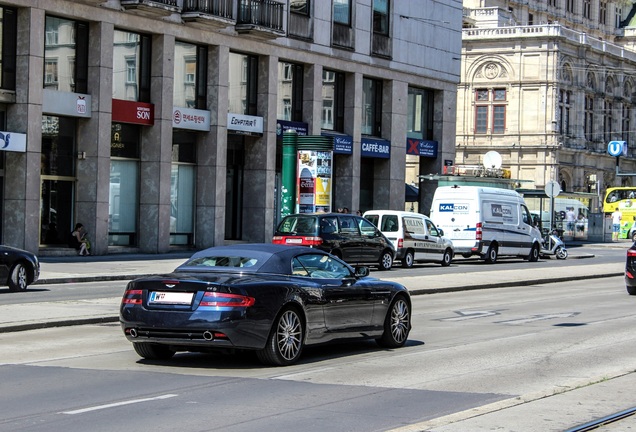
[
  {"left": 485, "top": 244, "right": 498, "bottom": 264},
  {"left": 378, "top": 250, "right": 393, "bottom": 271},
  {"left": 401, "top": 251, "right": 414, "bottom": 268},
  {"left": 632, "top": 231, "right": 636, "bottom": 242},
  {"left": 441, "top": 249, "right": 452, "bottom": 266},
  {"left": 528, "top": 244, "right": 540, "bottom": 262}
]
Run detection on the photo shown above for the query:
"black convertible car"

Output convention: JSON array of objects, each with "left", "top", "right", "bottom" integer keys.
[{"left": 120, "top": 244, "right": 411, "bottom": 366}]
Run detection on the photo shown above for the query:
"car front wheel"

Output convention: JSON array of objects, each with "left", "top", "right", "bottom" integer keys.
[
  {"left": 378, "top": 250, "right": 393, "bottom": 271},
  {"left": 528, "top": 244, "right": 540, "bottom": 262},
  {"left": 377, "top": 295, "right": 411, "bottom": 348},
  {"left": 441, "top": 249, "right": 452, "bottom": 266},
  {"left": 257, "top": 307, "right": 304, "bottom": 366},
  {"left": 8, "top": 262, "right": 29, "bottom": 292},
  {"left": 133, "top": 342, "right": 175, "bottom": 360}
]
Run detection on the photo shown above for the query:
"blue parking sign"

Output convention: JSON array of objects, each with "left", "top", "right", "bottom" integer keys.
[{"left": 608, "top": 141, "right": 627, "bottom": 157}]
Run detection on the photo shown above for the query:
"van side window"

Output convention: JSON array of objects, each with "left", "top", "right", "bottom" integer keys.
[
  {"left": 405, "top": 217, "right": 425, "bottom": 235},
  {"left": 382, "top": 215, "right": 399, "bottom": 232},
  {"left": 426, "top": 219, "right": 439, "bottom": 236},
  {"left": 521, "top": 205, "right": 533, "bottom": 226},
  {"left": 338, "top": 216, "right": 359, "bottom": 234}
]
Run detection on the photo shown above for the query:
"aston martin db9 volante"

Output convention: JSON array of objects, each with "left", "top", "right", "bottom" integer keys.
[
  {"left": 0, "top": 245, "right": 40, "bottom": 292},
  {"left": 120, "top": 244, "right": 411, "bottom": 366}
]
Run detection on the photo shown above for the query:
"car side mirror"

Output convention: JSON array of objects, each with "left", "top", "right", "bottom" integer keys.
[
  {"left": 438, "top": 228, "right": 444, "bottom": 236},
  {"left": 354, "top": 266, "right": 369, "bottom": 277}
]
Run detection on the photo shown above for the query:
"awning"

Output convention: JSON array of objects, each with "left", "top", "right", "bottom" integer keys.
[{"left": 406, "top": 183, "right": 419, "bottom": 202}]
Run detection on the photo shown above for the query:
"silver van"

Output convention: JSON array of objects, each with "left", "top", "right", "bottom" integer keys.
[{"left": 363, "top": 210, "right": 454, "bottom": 268}]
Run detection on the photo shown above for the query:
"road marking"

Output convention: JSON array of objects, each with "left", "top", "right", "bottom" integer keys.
[
  {"left": 438, "top": 310, "right": 502, "bottom": 321},
  {"left": 496, "top": 312, "right": 580, "bottom": 325},
  {"left": 60, "top": 394, "right": 178, "bottom": 415}
]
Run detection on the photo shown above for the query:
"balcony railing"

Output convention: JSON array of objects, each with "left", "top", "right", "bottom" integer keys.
[
  {"left": 182, "top": 0, "right": 233, "bottom": 18},
  {"left": 120, "top": 0, "right": 180, "bottom": 17},
  {"left": 236, "top": 0, "right": 284, "bottom": 38}
]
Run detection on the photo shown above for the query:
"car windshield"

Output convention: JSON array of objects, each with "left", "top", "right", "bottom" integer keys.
[
  {"left": 277, "top": 216, "right": 317, "bottom": 235},
  {"left": 184, "top": 255, "right": 259, "bottom": 268}
]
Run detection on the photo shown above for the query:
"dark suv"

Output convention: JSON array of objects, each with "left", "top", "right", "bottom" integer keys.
[{"left": 273, "top": 213, "right": 395, "bottom": 270}]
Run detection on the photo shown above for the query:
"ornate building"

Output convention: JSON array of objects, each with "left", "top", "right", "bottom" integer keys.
[{"left": 457, "top": 0, "right": 636, "bottom": 211}]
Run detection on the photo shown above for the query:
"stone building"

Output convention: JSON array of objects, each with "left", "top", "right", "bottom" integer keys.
[
  {"left": 457, "top": 0, "right": 636, "bottom": 211},
  {"left": 0, "top": 0, "right": 461, "bottom": 255}
]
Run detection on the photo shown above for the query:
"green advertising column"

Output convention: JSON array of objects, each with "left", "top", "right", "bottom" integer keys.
[{"left": 281, "top": 130, "right": 298, "bottom": 219}]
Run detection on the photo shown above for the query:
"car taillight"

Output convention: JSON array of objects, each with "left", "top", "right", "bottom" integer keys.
[
  {"left": 200, "top": 292, "right": 255, "bottom": 307},
  {"left": 628, "top": 249, "right": 636, "bottom": 257},
  {"left": 122, "top": 289, "right": 143, "bottom": 305},
  {"left": 398, "top": 238, "right": 403, "bottom": 248},
  {"left": 627, "top": 270, "right": 634, "bottom": 279},
  {"left": 476, "top": 222, "right": 483, "bottom": 241},
  {"left": 304, "top": 236, "right": 323, "bottom": 246},
  {"left": 272, "top": 236, "right": 285, "bottom": 244}
]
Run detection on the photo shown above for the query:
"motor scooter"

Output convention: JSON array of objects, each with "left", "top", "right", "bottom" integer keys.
[{"left": 540, "top": 228, "right": 568, "bottom": 259}]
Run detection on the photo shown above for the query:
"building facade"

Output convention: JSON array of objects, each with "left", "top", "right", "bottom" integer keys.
[
  {"left": 458, "top": 0, "right": 636, "bottom": 211},
  {"left": 0, "top": 0, "right": 461, "bottom": 255}
]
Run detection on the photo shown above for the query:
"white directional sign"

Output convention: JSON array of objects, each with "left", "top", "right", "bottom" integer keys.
[
  {"left": 608, "top": 141, "right": 627, "bottom": 157},
  {"left": 544, "top": 180, "right": 560, "bottom": 198}
]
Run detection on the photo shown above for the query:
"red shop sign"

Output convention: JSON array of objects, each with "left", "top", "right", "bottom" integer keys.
[{"left": 112, "top": 99, "right": 154, "bottom": 126}]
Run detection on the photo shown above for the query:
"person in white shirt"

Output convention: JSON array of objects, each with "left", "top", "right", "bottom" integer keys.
[{"left": 611, "top": 209, "right": 623, "bottom": 241}]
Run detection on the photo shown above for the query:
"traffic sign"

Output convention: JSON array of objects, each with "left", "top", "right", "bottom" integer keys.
[
  {"left": 608, "top": 141, "right": 627, "bottom": 157},
  {"left": 544, "top": 180, "right": 560, "bottom": 198}
]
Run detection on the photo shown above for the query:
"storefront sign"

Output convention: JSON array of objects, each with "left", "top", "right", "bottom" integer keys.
[
  {"left": 361, "top": 137, "right": 391, "bottom": 158},
  {"left": 322, "top": 132, "right": 353, "bottom": 155},
  {"left": 0, "top": 131, "right": 26, "bottom": 153},
  {"left": 112, "top": 99, "right": 154, "bottom": 126},
  {"left": 277, "top": 120, "right": 307, "bottom": 137},
  {"left": 406, "top": 138, "right": 438, "bottom": 158},
  {"left": 173, "top": 107, "right": 210, "bottom": 131},
  {"left": 42, "top": 89, "right": 92, "bottom": 118},
  {"left": 297, "top": 150, "right": 333, "bottom": 213},
  {"left": 228, "top": 113, "right": 263, "bottom": 135}
]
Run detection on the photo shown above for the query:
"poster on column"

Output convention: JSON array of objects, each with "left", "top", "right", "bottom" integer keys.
[{"left": 297, "top": 150, "right": 333, "bottom": 213}]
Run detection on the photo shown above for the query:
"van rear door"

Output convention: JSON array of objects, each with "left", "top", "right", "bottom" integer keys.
[{"left": 431, "top": 199, "right": 477, "bottom": 253}]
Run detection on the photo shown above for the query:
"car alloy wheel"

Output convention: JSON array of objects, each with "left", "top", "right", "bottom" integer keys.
[
  {"left": 8, "top": 263, "right": 28, "bottom": 292},
  {"left": 377, "top": 296, "right": 410, "bottom": 348},
  {"left": 257, "top": 307, "right": 304, "bottom": 366},
  {"left": 379, "top": 251, "right": 393, "bottom": 271},
  {"left": 441, "top": 249, "right": 452, "bottom": 267},
  {"left": 401, "top": 251, "right": 414, "bottom": 268}
]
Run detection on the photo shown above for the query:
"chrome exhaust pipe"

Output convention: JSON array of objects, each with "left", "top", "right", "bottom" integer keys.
[
  {"left": 202, "top": 330, "right": 214, "bottom": 341},
  {"left": 129, "top": 328, "right": 138, "bottom": 338}
]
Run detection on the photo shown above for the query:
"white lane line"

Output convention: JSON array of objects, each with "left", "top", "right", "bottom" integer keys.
[{"left": 60, "top": 394, "right": 178, "bottom": 415}]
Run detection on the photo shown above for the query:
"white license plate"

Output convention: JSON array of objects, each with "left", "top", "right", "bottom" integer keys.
[
  {"left": 286, "top": 238, "right": 303, "bottom": 244},
  {"left": 149, "top": 291, "right": 193, "bottom": 305}
]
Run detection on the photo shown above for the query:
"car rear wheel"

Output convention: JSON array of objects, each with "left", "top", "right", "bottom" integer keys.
[
  {"left": 441, "top": 249, "right": 452, "bottom": 267},
  {"left": 377, "top": 295, "right": 410, "bottom": 348},
  {"left": 257, "top": 307, "right": 304, "bottom": 366},
  {"left": 528, "top": 244, "right": 540, "bottom": 262},
  {"left": 401, "top": 250, "right": 414, "bottom": 268},
  {"left": 627, "top": 285, "right": 636, "bottom": 295},
  {"left": 133, "top": 342, "right": 175, "bottom": 360},
  {"left": 632, "top": 231, "right": 636, "bottom": 242},
  {"left": 485, "top": 244, "right": 498, "bottom": 264},
  {"left": 378, "top": 250, "right": 393, "bottom": 271},
  {"left": 8, "top": 262, "right": 28, "bottom": 292}
]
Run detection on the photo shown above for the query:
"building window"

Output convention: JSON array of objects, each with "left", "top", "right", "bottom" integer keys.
[
  {"left": 174, "top": 40, "right": 206, "bottom": 109},
  {"left": 334, "top": 0, "right": 351, "bottom": 25},
  {"left": 616, "top": 6, "right": 624, "bottom": 28},
  {"left": 362, "top": 77, "right": 382, "bottom": 136},
  {"left": 277, "top": 61, "right": 303, "bottom": 122},
  {"left": 171, "top": 131, "right": 196, "bottom": 246},
  {"left": 566, "top": 0, "right": 574, "bottom": 13},
  {"left": 584, "top": 95, "right": 594, "bottom": 141},
  {"left": 474, "top": 88, "right": 506, "bottom": 134},
  {"left": 322, "top": 69, "right": 345, "bottom": 132},
  {"left": 113, "top": 29, "right": 151, "bottom": 102},
  {"left": 229, "top": 52, "right": 258, "bottom": 115},
  {"left": 407, "top": 86, "right": 433, "bottom": 140},
  {"left": 558, "top": 90, "right": 571, "bottom": 135},
  {"left": 528, "top": 13, "right": 533, "bottom": 25},
  {"left": 290, "top": 0, "right": 309, "bottom": 15},
  {"left": 44, "top": 16, "right": 88, "bottom": 93},
  {"left": 583, "top": 0, "right": 591, "bottom": 19},
  {"left": 600, "top": 1, "right": 607, "bottom": 25},
  {"left": 623, "top": 105, "right": 631, "bottom": 144},
  {"left": 373, "top": 0, "right": 389, "bottom": 35},
  {"left": 604, "top": 100, "right": 614, "bottom": 142}
]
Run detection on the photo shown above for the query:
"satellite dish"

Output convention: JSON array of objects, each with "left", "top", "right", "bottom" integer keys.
[{"left": 483, "top": 151, "right": 503, "bottom": 169}]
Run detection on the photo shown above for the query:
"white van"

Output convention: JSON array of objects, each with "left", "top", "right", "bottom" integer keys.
[
  {"left": 430, "top": 186, "right": 542, "bottom": 263},
  {"left": 363, "top": 210, "right": 454, "bottom": 267}
]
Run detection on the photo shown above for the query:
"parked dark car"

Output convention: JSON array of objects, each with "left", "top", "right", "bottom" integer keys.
[
  {"left": 272, "top": 213, "right": 395, "bottom": 270},
  {"left": 626, "top": 242, "right": 636, "bottom": 295},
  {"left": 0, "top": 245, "right": 40, "bottom": 291},
  {"left": 120, "top": 244, "right": 411, "bottom": 366}
]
